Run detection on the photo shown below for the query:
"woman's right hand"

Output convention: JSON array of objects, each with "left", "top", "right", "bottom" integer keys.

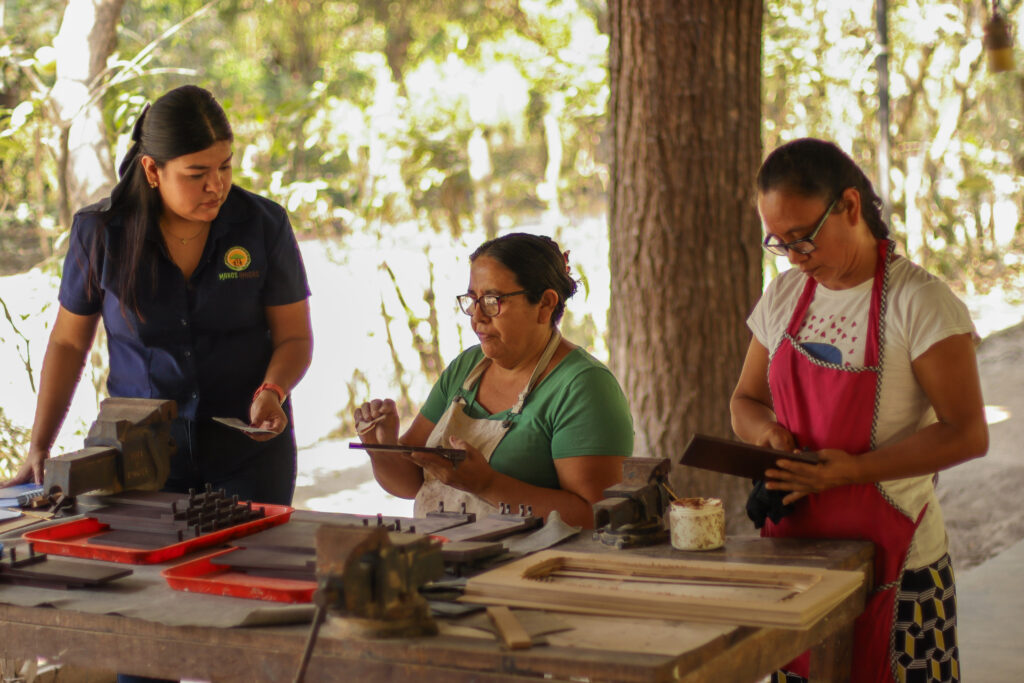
[
  {"left": 4, "top": 448, "right": 49, "bottom": 486},
  {"left": 756, "top": 422, "right": 797, "bottom": 452},
  {"left": 354, "top": 398, "right": 400, "bottom": 445}
]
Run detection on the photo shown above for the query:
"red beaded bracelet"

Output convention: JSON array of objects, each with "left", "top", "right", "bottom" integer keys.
[{"left": 253, "top": 381, "right": 287, "bottom": 403}]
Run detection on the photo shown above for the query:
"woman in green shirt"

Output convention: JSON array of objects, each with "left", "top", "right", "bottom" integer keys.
[{"left": 354, "top": 233, "right": 634, "bottom": 528}]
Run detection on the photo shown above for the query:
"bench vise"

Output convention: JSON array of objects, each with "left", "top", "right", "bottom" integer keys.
[
  {"left": 43, "top": 397, "right": 177, "bottom": 498},
  {"left": 314, "top": 524, "right": 444, "bottom": 638},
  {"left": 592, "top": 456, "right": 672, "bottom": 548}
]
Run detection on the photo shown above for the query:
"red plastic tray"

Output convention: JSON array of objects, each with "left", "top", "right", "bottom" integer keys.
[
  {"left": 161, "top": 547, "right": 315, "bottom": 603},
  {"left": 22, "top": 503, "right": 293, "bottom": 564}
]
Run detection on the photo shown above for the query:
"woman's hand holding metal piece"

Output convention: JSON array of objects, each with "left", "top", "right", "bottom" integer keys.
[
  {"left": 765, "top": 448, "right": 861, "bottom": 505},
  {"left": 755, "top": 422, "right": 796, "bottom": 452},
  {"left": 353, "top": 399, "right": 401, "bottom": 446},
  {"left": 408, "top": 436, "right": 495, "bottom": 496}
]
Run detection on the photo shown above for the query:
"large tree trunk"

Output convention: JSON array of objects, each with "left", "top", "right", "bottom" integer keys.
[
  {"left": 607, "top": 1, "right": 763, "bottom": 531},
  {"left": 51, "top": 0, "right": 125, "bottom": 229}
]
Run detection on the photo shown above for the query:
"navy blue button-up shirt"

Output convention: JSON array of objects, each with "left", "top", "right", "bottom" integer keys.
[{"left": 59, "top": 186, "right": 310, "bottom": 422}]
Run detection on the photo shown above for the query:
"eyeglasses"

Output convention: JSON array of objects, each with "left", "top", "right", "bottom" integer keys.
[
  {"left": 762, "top": 198, "right": 838, "bottom": 256},
  {"left": 456, "top": 290, "right": 528, "bottom": 317}
]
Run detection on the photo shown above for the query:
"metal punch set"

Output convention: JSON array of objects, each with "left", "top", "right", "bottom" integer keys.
[{"left": 88, "top": 485, "right": 268, "bottom": 547}]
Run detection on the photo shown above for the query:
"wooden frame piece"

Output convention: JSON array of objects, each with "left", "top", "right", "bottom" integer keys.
[{"left": 462, "top": 550, "right": 864, "bottom": 630}]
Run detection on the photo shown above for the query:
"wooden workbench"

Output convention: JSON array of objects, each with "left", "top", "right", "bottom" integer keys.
[{"left": 0, "top": 535, "right": 872, "bottom": 682}]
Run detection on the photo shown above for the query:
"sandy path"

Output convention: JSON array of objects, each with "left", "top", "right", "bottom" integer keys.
[{"left": 938, "top": 320, "right": 1024, "bottom": 571}]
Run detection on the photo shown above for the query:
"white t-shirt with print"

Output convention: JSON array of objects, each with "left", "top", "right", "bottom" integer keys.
[{"left": 748, "top": 254, "right": 977, "bottom": 569}]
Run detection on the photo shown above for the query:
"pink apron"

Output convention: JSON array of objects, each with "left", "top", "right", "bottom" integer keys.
[{"left": 763, "top": 240, "right": 921, "bottom": 683}]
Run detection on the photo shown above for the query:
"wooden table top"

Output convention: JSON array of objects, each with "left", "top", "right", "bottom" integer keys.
[{"left": 0, "top": 534, "right": 872, "bottom": 682}]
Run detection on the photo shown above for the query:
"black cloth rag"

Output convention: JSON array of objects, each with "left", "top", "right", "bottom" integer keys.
[{"left": 745, "top": 479, "right": 796, "bottom": 529}]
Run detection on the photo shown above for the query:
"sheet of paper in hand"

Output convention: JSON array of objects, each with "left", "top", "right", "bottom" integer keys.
[
  {"left": 212, "top": 417, "right": 276, "bottom": 435},
  {"left": 680, "top": 433, "right": 819, "bottom": 481}
]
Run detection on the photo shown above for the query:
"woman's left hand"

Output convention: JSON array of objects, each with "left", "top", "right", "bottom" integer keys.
[
  {"left": 764, "top": 448, "right": 862, "bottom": 505},
  {"left": 407, "top": 436, "right": 496, "bottom": 495},
  {"left": 247, "top": 391, "right": 288, "bottom": 441}
]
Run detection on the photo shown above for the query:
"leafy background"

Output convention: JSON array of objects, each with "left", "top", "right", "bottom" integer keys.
[{"left": 1, "top": 0, "right": 1023, "bottom": 482}]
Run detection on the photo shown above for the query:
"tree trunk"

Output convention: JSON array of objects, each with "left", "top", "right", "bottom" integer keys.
[
  {"left": 51, "top": 0, "right": 125, "bottom": 228},
  {"left": 607, "top": 0, "right": 763, "bottom": 531}
]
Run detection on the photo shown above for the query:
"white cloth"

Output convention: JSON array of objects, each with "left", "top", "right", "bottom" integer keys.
[{"left": 748, "top": 255, "right": 977, "bottom": 568}]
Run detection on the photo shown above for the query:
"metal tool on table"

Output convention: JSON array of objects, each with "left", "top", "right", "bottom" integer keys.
[
  {"left": 294, "top": 524, "right": 444, "bottom": 683},
  {"left": 437, "top": 503, "right": 542, "bottom": 543},
  {"left": 592, "top": 456, "right": 673, "bottom": 548},
  {"left": 87, "top": 483, "right": 267, "bottom": 548},
  {"left": 0, "top": 541, "right": 132, "bottom": 588},
  {"left": 42, "top": 398, "right": 177, "bottom": 509},
  {"left": 347, "top": 442, "right": 467, "bottom": 469}
]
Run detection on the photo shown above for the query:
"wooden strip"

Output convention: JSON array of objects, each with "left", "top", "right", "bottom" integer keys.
[
  {"left": 486, "top": 606, "right": 532, "bottom": 650},
  {"left": 552, "top": 569, "right": 806, "bottom": 593},
  {"left": 552, "top": 567, "right": 813, "bottom": 591},
  {"left": 463, "top": 550, "right": 864, "bottom": 630}
]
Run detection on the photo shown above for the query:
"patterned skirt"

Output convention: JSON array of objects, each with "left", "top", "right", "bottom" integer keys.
[{"left": 770, "top": 553, "right": 960, "bottom": 683}]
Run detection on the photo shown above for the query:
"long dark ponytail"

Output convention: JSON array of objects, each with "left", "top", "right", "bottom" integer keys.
[
  {"left": 91, "top": 85, "right": 233, "bottom": 317},
  {"left": 756, "top": 138, "right": 889, "bottom": 239}
]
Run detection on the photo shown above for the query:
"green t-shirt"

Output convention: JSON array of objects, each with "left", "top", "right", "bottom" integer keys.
[{"left": 421, "top": 346, "right": 634, "bottom": 490}]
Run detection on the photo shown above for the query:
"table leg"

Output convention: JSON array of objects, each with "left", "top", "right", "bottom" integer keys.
[{"left": 809, "top": 621, "right": 854, "bottom": 683}]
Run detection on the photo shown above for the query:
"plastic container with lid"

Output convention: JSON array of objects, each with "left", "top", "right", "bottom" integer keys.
[{"left": 669, "top": 497, "right": 725, "bottom": 551}]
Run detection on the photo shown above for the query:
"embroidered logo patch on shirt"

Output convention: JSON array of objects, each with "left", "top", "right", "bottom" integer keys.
[{"left": 224, "top": 246, "right": 251, "bottom": 272}]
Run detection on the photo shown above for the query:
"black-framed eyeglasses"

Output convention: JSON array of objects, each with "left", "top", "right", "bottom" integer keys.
[
  {"left": 762, "top": 198, "right": 839, "bottom": 256},
  {"left": 456, "top": 290, "right": 528, "bottom": 317}
]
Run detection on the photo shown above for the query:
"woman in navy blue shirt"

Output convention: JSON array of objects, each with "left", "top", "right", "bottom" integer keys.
[{"left": 7, "top": 85, "right": 313, "bottom": 506}]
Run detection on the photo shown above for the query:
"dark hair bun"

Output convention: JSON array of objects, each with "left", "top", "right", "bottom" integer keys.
[{"left": 470, "top": 232, "right": 578, "bottom": 325}]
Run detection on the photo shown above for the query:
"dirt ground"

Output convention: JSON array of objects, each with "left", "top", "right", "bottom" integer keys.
[{"left": 938, "top": 320, "right": 1024, "bottom": 572}]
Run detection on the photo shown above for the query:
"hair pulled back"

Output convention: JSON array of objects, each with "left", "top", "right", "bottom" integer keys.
[
  {"left": 96, "top": 85, "right": 233, "bottom": 316},
  {"left": 470, "top": 232, "right": 578, "bottom": 325},
  {"left": 756, "top": 138, "right": 889, "bottom": 239}
]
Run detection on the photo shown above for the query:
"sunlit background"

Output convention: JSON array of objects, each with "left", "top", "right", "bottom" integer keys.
[{"left": 2, "top": 0, "right": 1023, "bottom": 512}]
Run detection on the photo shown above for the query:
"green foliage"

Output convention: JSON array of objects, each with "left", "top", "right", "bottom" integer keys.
[
  {"left": 4, "top": 0, "right": 1024, "bottom": 452},
  {"left": 764, "top": 0, "right": 1024, "bottom": 294},
  {"left": 0, "top": 406, "right": 30, "bottom": 480},
  {"left": 0, "top": 1, "right": 65, "bottom": 268}
]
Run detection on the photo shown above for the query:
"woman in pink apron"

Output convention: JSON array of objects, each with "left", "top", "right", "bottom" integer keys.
[
  {"left": 354, "top": 233, "right": 633, "bottom": 529},
  {"left": 731, "top": 139, "right": 988, "bottom": 683}
]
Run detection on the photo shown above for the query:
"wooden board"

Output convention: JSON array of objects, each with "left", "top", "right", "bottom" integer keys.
[
  {"left": 486, "top": 606, "right": 532, "bottom": 649},
  {"left": 462, "top": 549, "right": 864, "bottom": 630},
  {"left": 680, "top": 433, "right": 819, "bottom": 480},
  {"left": 0, "top": 538, "right": 873, "bottom": 683}
]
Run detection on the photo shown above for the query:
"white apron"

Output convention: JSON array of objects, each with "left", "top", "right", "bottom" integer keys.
[{"left": 413, "top": 330, "right": 562, "bottom": 519}]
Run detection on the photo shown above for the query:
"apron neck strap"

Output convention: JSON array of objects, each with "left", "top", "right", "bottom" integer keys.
[
  {"left": 509, "top": 328, "right": 562, "bottom": 416},
  {"left": 460, "top": 328, "right": 563, "bottom": 417},
  {"left": 861, "top": 239, "right": 893, "bottom": 366}
]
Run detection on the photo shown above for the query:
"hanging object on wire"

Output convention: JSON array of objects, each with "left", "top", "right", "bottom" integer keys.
[{"left": 984, "top": 0, "right": 1015, "bottom": 73}]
